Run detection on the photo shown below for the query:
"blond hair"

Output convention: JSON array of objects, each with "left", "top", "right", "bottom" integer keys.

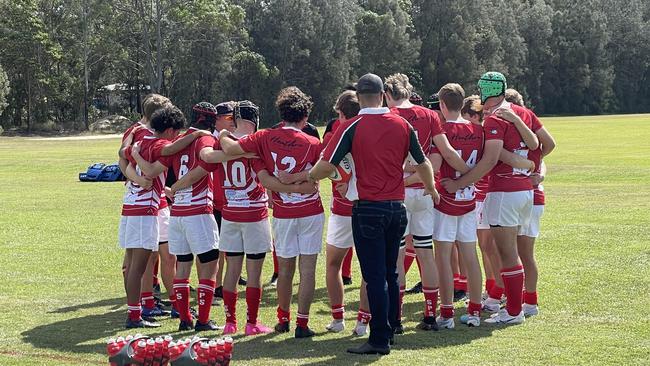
[
  {"left": 505, "top": 88, "right": 524, "bottom": 106},
  {"left": 438, "top": 83, "right": 465, "bottom": 111},
  {"left": 334, "top": 90, "right": 360, "bottom": 119},
  {"left": 384, "top": 73, "right": 413, "bottom": 100}
]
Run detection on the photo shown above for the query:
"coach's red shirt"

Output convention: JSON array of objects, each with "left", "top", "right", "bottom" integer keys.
[
  {"left": 238, "top": 125, "right": 323, "bottom": 219},
  {"left": 433, "top": 118, "right": 484, "bottom": 215},
  {"left": 323, "top": 125, "right": 353, "bottom": 217},
  {"left": 204, "top": 136, "right": 269, "bottom": 222},
  {"left": 484, "top": 102, "right": 542, "bottom": 193},
  {"left": 322, "top": 107, "right": 426, "bottom": 202},
  {"left": 122, "top": 136, "right": 172, "bottom": 216},
  {"left": 160, "top": 128, "right": 216, "bottom": 217},
  {"left": 391, "top": 105, "right": 443, "bottom": 189}
]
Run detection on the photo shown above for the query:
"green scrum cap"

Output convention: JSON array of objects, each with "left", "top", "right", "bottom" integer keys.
[{"left": 478, "top": 71, "right": 507, "bottom": 103}]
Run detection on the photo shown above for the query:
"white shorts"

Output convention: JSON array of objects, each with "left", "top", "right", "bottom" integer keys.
[
  {"left": 518, "top": 205, "right": 545, "bottom": 238},
  {"left": 475, "top": 201, "right": 490, "bottom": 230},
  {"left": 433, "top": 208, "right": 478, "bottom": 243},
  {"left": 272, "top": 213, "right": 325, "bottom": 258},
  {"left": 118, "top": 215, "right": 159, "bottom": 251},
  {"left": 326, "top": 214, "right": 353, "bottom": 249},
  {"left": 404, "top": 188, "right": 434, "bottom": 238},
  {"left": 484, "top": 191, "right": 533, "bottom": 228},
  {"left": 168, "top": 214, "right": 219, "bottom": 256},
  {"left": 219, "top": 218, "right": 273, "bottom": 254},
  {"left": 157, "top": 206, "right": 170, "bottom": 243}
]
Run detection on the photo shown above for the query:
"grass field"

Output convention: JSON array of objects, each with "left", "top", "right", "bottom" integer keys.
[{"left": 1, "top": 114, "right": 649, "bottom": 365}]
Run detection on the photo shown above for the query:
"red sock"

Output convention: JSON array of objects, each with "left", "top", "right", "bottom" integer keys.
[
  {"left": 485, "top": 278, "right": 496, "bottom": 293},
  {"left": 398, "top": 285, "right": 406, "bottom": 321},
  {"left": 331, "top": 304, "right": 345, "bottom": 320},
  {"left": 223, "top": 289, "right": 238, "bottom": 325},
  {"left": 153, "top": 260, "right": 159, "bottom": 286},
  {"left": 440, "top": 304, "right": 454, "bottom": 319},
  {"left": 296, "top": 312, "right": 309, "bottom": 329},
  {"left": 140, "top": 292, "right": 155, "bottom": 309},
  {"left": 246, "top": 287, "right": 262, "bottom": 325},
  {"left": 488, "top": 285, "right": 504, "bottom": 300},
  {"left": 342, "top": 248, "right": 353, "bottom": 278},
  {"left": 128, "top": 303, "right": 141, "bottom": 321},
  {"left": 453, "top": 273, "right": 461, "bottom": 290},
  {"left": 169, "top": 290, "right": 178, "bottom": 312},
  {"left": 357, "top": 308, "right": 371, "bottom": 325},
  {"left": 523, "top": 291, "right": 538, "bottom": 305},
  {"left": 272, "top": 247, "right": 279, "bottom": 275},
  {"left": 173, "top": 279, "right": 191, "bottom": 322},
  {"left": 197, "top": 279, "right": 216, "bottom": 324},
  {"left": 467, "top": 302, "right": 482, "bottom": 317},
  {"left": 277, "top": 306, "right": 290, "bottom": 325},
  {"left": 501, "top": 265, "right": 525, "bottom": 316},
  {"left": 423, "top": 286, "right": 439, "bottom": 318},
  {"left": 404, "top": 247, "right": 416, "bottom": 274},
  {"left": 458, "top": 275, "right": 468, "bottom": 291}
]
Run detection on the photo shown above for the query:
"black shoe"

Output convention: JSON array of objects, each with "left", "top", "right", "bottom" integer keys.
[
  {"left": 269, "top": 273, "right": 278, "bottom": 287},
  {"left": 274, "top": 322, "right": 290, "bottom": 333},
  {"left": 155, "top": 297, "right": 171, "bottom": 307},
  {"left": 347, "top": 342, "right": 390, "bottom": 355},
  {"left": 295, "top": 326, "right": 315, "bottom": 338},
  {"left": 195, "top": 319, "right": 221, "bottom": 331},
  {"left": 126, "top": 318, "right": 160, "bottom": 329},
  {"left": 406, "top": 281, "right": 423, "bottom": 294},
  {"left": 416, "top": 316, "right": 439, "bottom": 331},
  {"left": 153, "top": 283, "right": 162, "bottom": 298},
  {"left": 393, "top": 324, "right": 404, "bottom": 335},
  {"left": 190, "top": 307, "right": 198, "bottom": 318},
  {"left": 453, "top": 289, "right": 467, "bottom": 302},
  {"left": 179, "top": 320, "right": 194, "bottom": 331},
  {"left": 238, "top": 277, "right": 247, "bottom": 286},
  {"left": 342, "top": 276, "right": 352, "bottom": 286},
  {"left": 214, "top": 286, "right": 223, "bottom": 299},
  {"left": 142, "top": 315, "right": 157, "bottom": 323}
]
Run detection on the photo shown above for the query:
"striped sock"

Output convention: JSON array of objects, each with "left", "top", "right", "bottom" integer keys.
[{"left": 501, "top": 265, "right": 525, "bottom": 316}]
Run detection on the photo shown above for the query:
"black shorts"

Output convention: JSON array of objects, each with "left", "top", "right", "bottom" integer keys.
[{"left": 213, "top": 209, "right": 222, "bottom": 231}]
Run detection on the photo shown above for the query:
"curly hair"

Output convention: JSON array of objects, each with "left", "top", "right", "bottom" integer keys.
[
  {"left": 384, "top": 73, "right": 413, "bottom": 100},
  {"left": 150, "top": 105, "right": 186, "bottom": 133},
  {"left": 275, "top": 87, "right": 314, "bottom": 123}
]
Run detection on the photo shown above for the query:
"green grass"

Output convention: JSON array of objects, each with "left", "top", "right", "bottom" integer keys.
[{"left": 1, "top": 114, "right": 649, "bottom": 365}]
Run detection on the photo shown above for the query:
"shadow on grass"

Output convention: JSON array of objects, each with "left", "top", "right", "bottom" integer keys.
[{"left": 22, "top": 286, "right": 498, "bottom": 364}]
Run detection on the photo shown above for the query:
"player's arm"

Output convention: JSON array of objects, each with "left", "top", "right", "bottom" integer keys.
[
  {"left": 535, "top": 126, "right": 556, "bottom": 157},
  {"left": 124, "top": 163, "right": 152, "bottom": 189},
  {"left": 218, "top": 130, "right": 247, "bottom": 155},
  {"left": 257, "top": 169, "right": 317, "bottom": 194},
  {"left": 441, "top": 140, "right": 502, "bottom": 193},
  {"left": 160, "top": 130, "right": 211, "bottom": 156},
  {"left": 277, "top": 170, "right": 310, "bottom": 184},
  {"left": 404, "top": 164, "right": 417, "bottom": 173},
  {"left": 495, "top": 109, "right": 539, "bottom": 150},
  {"left": 200, "top": 149, "right": 255, "bottom": 164},
  {"left": 170, "top": 166, "right": 208, "bottom": 196},
  {"left": 131, "top": 144, "right": 167, "bottom": 178},
  {"left": 404, "top": 154, "right": 441, "bottom": 186},
  {"left": 432, "top": 134, "right": 470, "bottom": 174},
  {"left": 530, "top": 161, "right": 547, "bottom": 186},
  {"left": 499, "top": 149, "right": 535, "bottom": 171}
]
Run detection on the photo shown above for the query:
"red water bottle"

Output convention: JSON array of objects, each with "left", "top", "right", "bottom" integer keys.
[
  {"left": 197, "top": 341, "right": 210, "bottom": 365},
  {"left": 215, "top": 339, "right": 225, "bottom": 366},
  {"left": 153, "top": 337, "right": 164, "bottom": 366},
  {"left": 208, "top": 341, "right": 217, "bottom": 366},
  {"left": 223, "top": 337, "right": 233, "bottom": 366},
  {"left": 107, "top": 338, "right": 119, "bottom": 366},
  {"left": 168, "top": 341, "right": 180, "bottom": 362},
  {"left": 145, "top": 339, "right": 156, "bottom": 366},
  {"left": 116, "top": 336, "right": 126, "bottom": 351},
  {"left": 133, "top": 340, "right": 148, "bottom": 365}
]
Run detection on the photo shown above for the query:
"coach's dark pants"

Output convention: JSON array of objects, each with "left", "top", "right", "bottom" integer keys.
[{"left": 352, "top": 200, "right": 407, "bottom": 348}]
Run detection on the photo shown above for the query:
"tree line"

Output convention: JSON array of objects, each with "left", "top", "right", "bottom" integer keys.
[{"left": 0, "top": 0, "right": 648, "bottom": 132}]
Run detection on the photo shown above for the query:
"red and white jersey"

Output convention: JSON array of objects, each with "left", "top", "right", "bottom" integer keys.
[
  {"left": 323, "top": 127, "right": 352, "bottom": 217},
  {"left": 391, "top": 105, "right": 444, "bottom": 189},
  {"left": 162, "top": 128, "right": 217, "bottom": 217},
  {"left": 122, "top": 121, "right": 153, "bottom": 144},
  {"left": 474, "top": 174, "right": 490, "bottom": 202},
  {"left": 238, "top": 125, "right": 323, "bottom": 219},
  {"left": 484, "top": 102, "right": 543, "bottom": 193},
  {"left": 207, "top": 136, "right": 269, "bottom": 222},
  {"left": 122, "top": 136, "right": 171, "bottom": 216},
  {"left": 433, "top": 118, "right": 484, "bottom": 216}
]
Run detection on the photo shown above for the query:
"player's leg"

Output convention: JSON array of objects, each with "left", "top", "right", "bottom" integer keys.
[
  {"left": 241, "top": 219, "right": 273, "bottom": 335},
  {"left": 325, "top": 245, "right": 348, "bottom": 332},
  {"left": 325, "top": 213, "right": 354, "bottom": 332},
  {"left": 341, "top": 247, "right": 354, "bottom": 285},
  {"left": 213, "top": 209, "right": 224, "bottom": 303},
  {"left": 140, "top": 254, "right": 164, "bottom": 317},
  {"left": 518, "top": 204, "right": 543, "bottom": 316},
  {"left": 271, "top": 217, "right": 297, "bottom": 332},
  {"left": 432, "top": 208, "right": 457, "bottom": 329},
  {"left": 122, "top": 250, "right": 131, "bottom": 292},
  {"left": 456, "top": 210, "right": 482, "bottom": 327},
  {"left": 188, "top": 214, "right": 221, "bottom": 331},
  {"left": 411, "top": 199, "right": 438, "bottom": 331},
  {"left": 353, "top": 278, "right": 371, "bottom": 336},
  {"left": 455, "top": 243, "right": 468, "bottom": 301},
  {"left": 222, "top": 252, "right": 244, "bottom": 333},
  {"left": 157, "top": 242, "right": 176, "bottom": 310},
  {"left": 294, "top": 213, "right": 324, "bottom": 338},
  {"left": 477, "top": 229, "right": 495, "bottom": 294},
  {"left": 126, "top": 248, "right": 155, "bottom": 327},
  {"left": 174, "top": 255, "right": 194, "bottom": 330}
]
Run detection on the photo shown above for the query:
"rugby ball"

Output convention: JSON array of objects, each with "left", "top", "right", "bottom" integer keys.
[{"left": 329, "top": 154, "right": 353, "bottom": 182}]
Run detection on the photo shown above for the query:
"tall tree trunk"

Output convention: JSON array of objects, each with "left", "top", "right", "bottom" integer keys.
[
  {"left": 82, "top": 0, "right": 89, "bottom": 130},
  {"left": 155, "top": 0, "right": 163, "bottom": 92}
]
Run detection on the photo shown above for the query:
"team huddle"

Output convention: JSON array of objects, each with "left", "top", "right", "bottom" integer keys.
[{"left": 115, "top": 71, "right": 556, "bottom": 346}]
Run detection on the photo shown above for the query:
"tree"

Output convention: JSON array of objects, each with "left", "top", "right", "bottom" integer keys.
[{"left": 0, "top": 64, "right": 9, "bottom": 117}]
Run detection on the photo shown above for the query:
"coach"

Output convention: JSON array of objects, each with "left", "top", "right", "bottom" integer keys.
[{"left": 309, "top": 73, "right": 438, "bottom": 355}]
